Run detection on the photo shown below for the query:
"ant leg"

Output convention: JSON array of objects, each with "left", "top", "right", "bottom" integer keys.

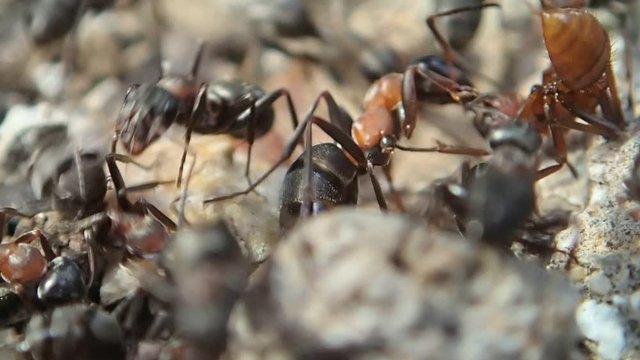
[
  {"left": 134, "top": 199, "right": 177, "bottom": 232},
  {"left": 125, "top": 180, "right": 175, "bottom": 193},
  {"left": 83, "top": 228, "right": 96, "bottom": 289},
  {"left": 536, "top": 164, "right": 564, "bottom": 181},
  {"left": 425, "top": 2, "right": 502, "bottom": 87},
  {"left": 549, "top": 126, "right": 578, "bottom": 178},
  {"left": 177, "top": 153, "right": 197, "bottom": 227},
  {"left": 73, "top": 150, "right": 89, "bottom": 219},
  {"left": 598, "top": 64, "right": 626, "bottom": 129},
  {"left": 239, "top": 89, "right": 301, "bottom": 131},
  {"left": 106, "top": 154, "right": 135, "bottom": 211},
  {"left": 243, "top": 100, "right": 257, "bottom": 187},
  {"left": 559, "top": 97, "right": 622, "bottom": 137},
  {"left": 0, "top": 208, "right": 33, "bottom": 236},
  {"left": 237, "top": 89, "right": 303, "bottom": 184},
  {"left": 108, "top": 154, "right": 176, "bottom": 230},
  {"left": 623, "top": 30, "right": 635, "bottom": 118},
  {"left": 300, "top": 114, "right": 315, "bottom": 218},
  {"left": 402, "top": 66, "right": 420, "bottom": 139},
  {"left": 382, "top": 164, "right": 404, "bottom": 211},
  {"left": 203, "top": 113, "right": 319, "bottom": 204},
  {"left": 110, "top": 153, "right": 152, "bottom": 170},
  {"left": 395, "top": 140, "right": 489, "bottom": 156},
  {"left": 204, "top": 91, "right": 365, "bottom": 204},
  {"left": 402, "top": 65, "right": 477, "bottom": 138},
  {"left": 14, "top": 230, "right": 56, "bottom": 262},
  {"left": 426, "top": 3, "right": 500, "bottom": 65},
  {"left": 189, "top": 40, "right": 205, "bottom": 80},
  {"left": 177, "top": 86, "right": 204, "bottom": 189},
  {"left": 369, "top": 171, "right": 388, "bottom": 211}
]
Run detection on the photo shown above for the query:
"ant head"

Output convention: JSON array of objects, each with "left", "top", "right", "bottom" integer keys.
[{"left": 488, "top": 122, "right": 542, "bottom": 154}]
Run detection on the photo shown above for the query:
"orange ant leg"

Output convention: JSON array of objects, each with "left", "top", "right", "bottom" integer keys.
[
  {"left": 558, "top": 96, "right": 622, "bottom": 137},
  {"left": 598, "top": 64, "right": 626, "bottom": 129},
  {"left": 549, "top": 125, "right": 578, "bottom": 178}
]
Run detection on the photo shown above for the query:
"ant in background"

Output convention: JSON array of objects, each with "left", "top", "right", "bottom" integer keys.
[
  {"left": 425, "top": 122, "right": 578, "bottom": 264},
  {"left": 24, "top": 0, "right": 115, "bottom": 46},
  {"left": 0, "top": 208, "right": 87, "bottom": 309},
  {"left": 437, "top": 0, "right": 489, "bottom": 52},
  {"left": 505, "top": 0, "right": 627, "bottom": 177},
  {"left": 204, "top": 4, "right": 498, "bottom": 214},
  {"left": 463, "top": 0, "right": 630, "bottom": 180},
  {"left": 113, "top": 42, "right": 301, "bottom": 188}
]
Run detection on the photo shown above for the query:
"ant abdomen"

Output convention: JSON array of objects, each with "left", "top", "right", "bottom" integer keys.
[
  {"left": 198, "top": 80, "right": 275, "bottom": 138},
  {"left": 541, "top": 8, "right": 611, "bottom": 90},
  {"left": 279, "top": 143, "right": 359, "bottom": 230}
]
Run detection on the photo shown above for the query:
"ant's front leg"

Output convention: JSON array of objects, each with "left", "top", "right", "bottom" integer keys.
[{"left": 13, "top": 230, "right": 56, "bottom": 262}]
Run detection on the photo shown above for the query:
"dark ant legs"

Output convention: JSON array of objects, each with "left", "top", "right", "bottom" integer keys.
[
  {"left": 12, "top": 229, "right": 56, "bottom": 262},
  {"left": 105, "top": 154, "right": 177, "bottom": 232},
  {"left": 176, "top": 87, "right": 301, "bottom": 189},
  {"left": 241, "top": 88, "right": 301, "bottom": 186},
  {"left": 204, "top": 91, "right": 389, "bottom": 211}
]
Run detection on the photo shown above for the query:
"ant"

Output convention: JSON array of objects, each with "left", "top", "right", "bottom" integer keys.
[
  {"left": 112, "top": 42, "right": 301, "bottom": 188},
  {"left": 20, "top": 303, "right": 126, "bottom": 360},
  {"left": 0, "top": 207, "right": 91, "bottom": 308},
  {"left": 500, "top": 0, "right": 628, "bottom": 178},
  {"left": 0, "top": 208, "right": 56, "bottom": 288},
  {"left": 426, "top": 122, "right": 580, "bottom": 264},
  {"left": 204, "top": 4, "right": 498, "bottom": 212},
  {"left": 80, "top": 154, "right": 178, "bottom": 259},
  {"left": 24, "top": 0, "right": 114, "bottom": 46},
  {"left": 424, "top": 123, "right": 540, "bottom": 242}
]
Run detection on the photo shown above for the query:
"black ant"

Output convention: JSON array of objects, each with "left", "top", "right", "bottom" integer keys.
[
  {"left": 112, "top": 42, "right": 301, "bottom": 188},
  {"left": 24, "top": 0, "right": 115, "bottom": 46},
  {"left": 427, "top": 121, "right": 579, "bottom": 266}
]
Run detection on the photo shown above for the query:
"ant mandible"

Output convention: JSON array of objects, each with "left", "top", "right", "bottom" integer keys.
[{"left": 112, "top": 42, "right": 301, "bottom": 188}]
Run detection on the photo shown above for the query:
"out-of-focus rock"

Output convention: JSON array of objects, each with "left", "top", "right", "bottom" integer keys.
[{"left": 227, "top": 209, "right": 581, "bottom": 360}]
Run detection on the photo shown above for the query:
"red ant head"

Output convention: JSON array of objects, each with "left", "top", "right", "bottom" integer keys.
[
  {"left": 0, "top": 243, "right": 47, "bottom": 285},
  {"left": 112, "top": 213, "right": 170, "bottom": 257}
]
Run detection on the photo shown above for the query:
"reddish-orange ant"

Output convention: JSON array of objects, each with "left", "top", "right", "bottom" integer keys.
[{"left": 509, "top": 0, "right": 627, "bottom": 178}]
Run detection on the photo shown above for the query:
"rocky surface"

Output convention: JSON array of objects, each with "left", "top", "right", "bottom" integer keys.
[{"left": 227, "top": 210, "right": 581, "bottom": 360}]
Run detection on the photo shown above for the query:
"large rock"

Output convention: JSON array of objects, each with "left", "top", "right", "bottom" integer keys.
[
  {"left": 227, "top": 209, "right": 581, "bottom": 360},
  {"left": 552, "top": 129, "right": 640, "bottom": 360}
]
